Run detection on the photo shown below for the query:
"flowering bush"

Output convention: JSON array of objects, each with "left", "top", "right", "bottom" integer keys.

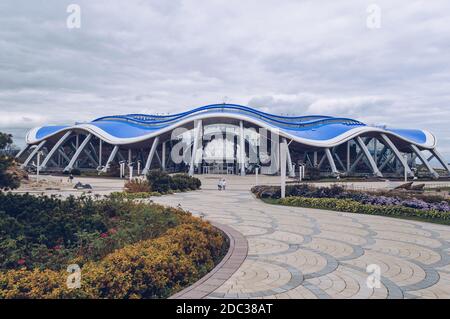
[
  {"left": 0, "top": 193, "right": 206, "bottom": 271},
  {"left": 278, "top": 197, "right": 450, "bottom": 223},
  {"left": 0, "top": 192, "right": 228, "bottom": 298},
  {"left": 124, "top": 178, "right": 152, "bottom": 193},
  {"left": 252, "top": 184, "right": 450, "bottom": 213},
  {"left": 0, "top": 221, "right": 228, "bottom": 299}
]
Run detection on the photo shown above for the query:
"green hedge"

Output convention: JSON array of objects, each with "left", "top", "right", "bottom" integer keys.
[
  {"left": 277, "top": 196, "right": 450, "bottom": 223},
  {"left": 147, "top": 170, "right": 201, "bottom": 193}
]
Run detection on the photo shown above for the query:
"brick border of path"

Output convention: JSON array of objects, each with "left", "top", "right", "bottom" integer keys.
[{"left": 169, "top": 222, "right": 248, "bottom": 299}]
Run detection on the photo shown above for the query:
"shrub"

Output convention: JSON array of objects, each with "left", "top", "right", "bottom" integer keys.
[
  {"left": 0, "top": 193, "right": 191, "bottom": 271},
  {"left": 146, "top": 170, "right": 201, "bottom": 193},
  {"left": 124, "top": 178, "right": 151, "bottom": 193},
  {"left": 147, "top": 170, "right": 172, "bottom": 193},
  {"left": 109, "top": 192, "right": 161, "bottom": 200},
  {"left": 0, "top": 219, "right": 228, "bottom": 299},
  {"left": 277, "top": 196, "right": 450, "bottom": 223},
  {"left": 0, "top": 132, "right": 21, "bottom": 190},
  {"left": 252, "top": 184, "right": 450, "bottom": 212}
]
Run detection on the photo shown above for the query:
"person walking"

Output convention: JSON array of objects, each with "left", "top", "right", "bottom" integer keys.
[
  {"left": 68, "top": 173, "right": 74, "bottom": 184},
  {"left": 218, "top": 178, "right": 223, "bottom": 191},
  {"left": 222, "top": 178, "right": 227, "bottom": 190}
]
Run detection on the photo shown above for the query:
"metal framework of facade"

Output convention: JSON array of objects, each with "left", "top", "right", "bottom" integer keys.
[{"left": 18, "top": 103, "right": 449, "bottom": 179}]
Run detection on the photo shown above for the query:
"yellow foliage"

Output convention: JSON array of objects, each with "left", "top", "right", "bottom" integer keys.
[{"left": 0, "top": 217, "right": 227, "bottom": 299}]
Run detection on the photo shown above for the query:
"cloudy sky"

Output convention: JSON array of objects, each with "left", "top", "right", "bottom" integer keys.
[{"left": 1, "top": 0, "right": 449, "bottom": 158}]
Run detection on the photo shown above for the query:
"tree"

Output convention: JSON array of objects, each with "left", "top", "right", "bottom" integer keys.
[{"left": 0, "top": 132, "right": 21, "bottom": 190}]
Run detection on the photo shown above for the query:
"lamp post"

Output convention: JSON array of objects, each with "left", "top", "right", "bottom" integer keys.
[
  {"left": 36, "top": 151, "right": 44, "bottom": 183},
  {"left": 119, "top": 161, "right": 125, "bottom": 179},
  {"left": 280, "top": 142, "right": 287, "bottom": 198},
  {"left": 299, "top": 164, "right": 305, "bottom": 182},
  {"left": 403, "top": 154, "right": 408, "bottom": 182},
  {"left": 129, "top": 163, "right": 133, "bottom": 181}
]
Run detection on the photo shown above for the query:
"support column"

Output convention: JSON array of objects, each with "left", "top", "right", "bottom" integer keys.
[
  {"left": 142, "top": 137, "right": 159, "bottom": 176},
  {"left": 189, "top": 120, "right": 202, "bottom": 176},
  {"left": 280, "top": 139, "right": 287, "bottom": 198},
  {"left": 15, "top": 145, "right": 30, "bottom": 160},
  {"left": 101, "top": 145, "right": 119, "bottom": 173},
  {"left": 430, "top": 148, "right": 450, "bottom": 173},
  {"left": 380, "top": 134, "right": 413, "bottom": 177},
  {"left": 285, "top": 141, "right": 295, "bottom": 177},
  {"left": 64, "top": 134, "right": 92, "bottom": 172},
  {"left": 99, "top": 139, "right": 102, "bottom": 168},
  {"left": 162, "top": 141, "right": 166, "bottom": 171},
  {"left": 373, "top": 139, "right": 378, "bottom": 164},
  {"left": 355, "top": 136, "right": 382, "bottom": 177},
  {"left": 39, "top": 130, "right": 72, "bottom": 170},
  {"left": 58, "top": 148, "right": 71, "bottom": 164},
  {"left": 346, "top": 140, "right": 351, "bottom": 172},
  {"left": 324, "top": 148, "right": 339, "bottom": 176},
  {"left": 21, "top": 140, "right": 46, "bottom": 168},
  {"left": 239, "top": 120, "right": 245, "bottom": 176},
  {"left": 75, "top": 134, "right": 79, "bottom": 168},
  {"left": 410, "top": 144, "right": 439, "bottom": 179},
  {"left": 313, "top": 151, "right": 318, "bottom": 167},
  {"left": 379, "top": 152, "right": 395, "bottom": 171}
]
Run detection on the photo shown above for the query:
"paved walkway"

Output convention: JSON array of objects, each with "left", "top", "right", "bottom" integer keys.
[{"left": 153, "top": 189, "right": 450, "bottom": 299}]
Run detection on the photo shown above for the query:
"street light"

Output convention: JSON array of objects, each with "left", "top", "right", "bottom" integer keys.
[
  {"left": 403, "top": 154, "right": 408, "bottom": 182},
  {"left": 119, "top": 161, "right": 126, "bottom": 179},
  {"left": 36, "top": 150, "right": 44, "bottom": 183}
]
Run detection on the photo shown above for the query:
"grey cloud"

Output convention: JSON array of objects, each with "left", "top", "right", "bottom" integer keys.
[{"left": 0, "top": 0, "right": 449, "bottom": 159}]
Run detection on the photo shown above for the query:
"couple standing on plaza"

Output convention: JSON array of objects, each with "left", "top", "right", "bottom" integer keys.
[{"left": 218, "top": 178, "right": 227, "bottom": 191}]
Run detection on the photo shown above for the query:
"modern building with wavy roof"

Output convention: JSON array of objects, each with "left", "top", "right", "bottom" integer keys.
[{"left": 17, "top": 103, "right": 449, "bottom": 179}]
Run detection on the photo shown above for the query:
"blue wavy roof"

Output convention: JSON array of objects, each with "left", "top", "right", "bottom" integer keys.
[{"left": 30, "top": 103, "right": 432, "bottom": 147}]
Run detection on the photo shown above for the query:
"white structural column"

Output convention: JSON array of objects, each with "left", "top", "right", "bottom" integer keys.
[
  {"left": 101, "top": 145, "right": 119, "bottom": 173},
  {"left": 356, "top": 136, "right": 383, "bottom": 177},
  {"left": 142, "top": 137, "right": 159, "bottom": 176},
  {"left": 189, "top": 120, "right": 202, "bottom": 176},
  {"left": 15, "top": 145, "right": 30, "bottom": 160},
  {"left": 58, "top": 149, "right": 71, "bottom": 163},
  {"left": 379, "top": 153, "right": 395, "bottom": 171},
  {"left": 64, "top": 134, "right": 92, "bottom": 172},
  {"left": 98, "top": 139, "right": 102, "bottom": 168},
  {"left": 239, "top": 120, "right": 245, "bottom": 176},
  {"left": 324, "top": 148, "right": 339, "bottom": 176},
  {"left": 430, "top": 148, "right": 450, "bottom": 173},
  {"left": 282, "top": 138, "right": 295, "bottom": 177},
  {"left": 346, "top": 140, "right": 351, "bottom": 172},
  {"left": 380, "top": 134, "right": 413, "bottom": 177},
  {"left": 39, "top": 130, "right": 72, "bottom": 170},
  {"left": 280, "top": 139, "right": 287, "bottom": 198},
  {"left": 21, "top": 140, "right": 46, "bottom": 168},
  {"left": 162, "top": 141, "right": 166, "bottom": 171},
  {"left": 410, "top": 144, "right": 439, "bottom": 179}
]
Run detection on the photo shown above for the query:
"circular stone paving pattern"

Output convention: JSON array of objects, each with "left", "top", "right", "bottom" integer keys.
[{"left": 153, "top": 190, "right": 450, "bottom": 299}]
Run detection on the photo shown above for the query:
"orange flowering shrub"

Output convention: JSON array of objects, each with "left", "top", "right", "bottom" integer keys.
[
  {"left": 0, "top": 217, "right": 228, "bottom": 299},
  {"left": 124, "top": 178, "right": 152, "bottom": 193}
]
